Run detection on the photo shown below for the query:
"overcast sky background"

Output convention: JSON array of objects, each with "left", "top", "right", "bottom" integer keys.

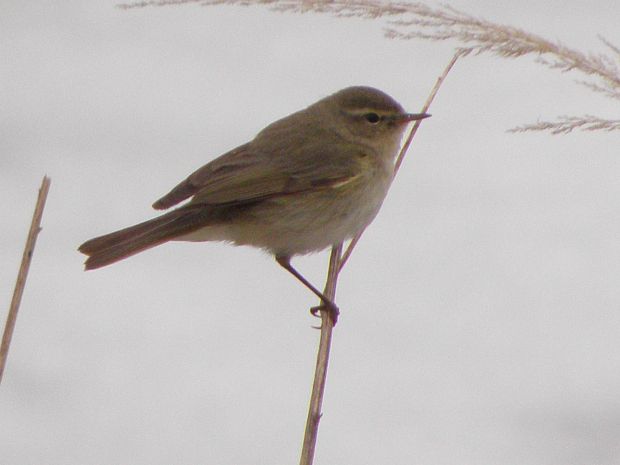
[{"left": 1, "top": 1, "right": 619, "bottom": 464}]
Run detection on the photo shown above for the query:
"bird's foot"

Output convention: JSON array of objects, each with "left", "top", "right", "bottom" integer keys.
[{"left": 310, "top": 300, "right": 340, "bottom": 325}]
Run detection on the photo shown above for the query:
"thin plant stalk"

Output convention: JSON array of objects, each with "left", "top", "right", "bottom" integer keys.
[
  {"left": 0, "top": 176, "right": 51, "bottom": 384},
  {"left": 300, "top": 52, "right": 460, "bottom": 464},
  {"left": 299, "top": 243, "right": 342, "bottom": 465},
  {"left": 340, "top": 50, "right": 463, "bottom": 271}
]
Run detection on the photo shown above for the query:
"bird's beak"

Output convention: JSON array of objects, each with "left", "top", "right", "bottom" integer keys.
[{"left": 395, "top": 112, "right": 431, "bottom": 123}]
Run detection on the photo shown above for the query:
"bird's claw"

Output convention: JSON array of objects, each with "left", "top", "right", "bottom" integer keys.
[{"left": 310, "top": 300, "right": 340, "bottom": 325}]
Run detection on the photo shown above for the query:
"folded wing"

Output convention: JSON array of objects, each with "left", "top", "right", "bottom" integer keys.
[{"left": 152, "top": 140, "right": 368, "bottom": 209}]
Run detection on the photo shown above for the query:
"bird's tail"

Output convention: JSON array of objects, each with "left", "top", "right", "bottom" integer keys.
[{"left": 79, "top": 206, "right": 211, "bottom": 270}]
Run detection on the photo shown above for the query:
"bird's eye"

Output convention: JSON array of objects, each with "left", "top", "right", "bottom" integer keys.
[{"left": 363, "top": 112, "right": 381, "bottom": 124}]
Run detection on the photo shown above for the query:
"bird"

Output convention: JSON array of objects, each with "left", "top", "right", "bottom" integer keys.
[{"left": 79, "top": 86, "right": 430, "bottom": 321}]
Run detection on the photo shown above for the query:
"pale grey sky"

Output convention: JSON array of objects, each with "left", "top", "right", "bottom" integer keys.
[{"left": 1, "top": 1, "right": 619, "bottom": 464}]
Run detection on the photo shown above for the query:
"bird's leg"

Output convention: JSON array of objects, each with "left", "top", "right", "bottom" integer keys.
[{"left": 275, "top": 255, "right": 339, "bottom": 323}]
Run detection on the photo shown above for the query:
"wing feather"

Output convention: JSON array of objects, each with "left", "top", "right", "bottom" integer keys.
[{"left": 153, "top": 140, "right": 369, "bottom": 209}]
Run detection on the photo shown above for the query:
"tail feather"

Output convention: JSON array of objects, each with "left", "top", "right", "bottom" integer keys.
[{"left": 79, "top": 206, "right": 211, "bottom": 270}]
